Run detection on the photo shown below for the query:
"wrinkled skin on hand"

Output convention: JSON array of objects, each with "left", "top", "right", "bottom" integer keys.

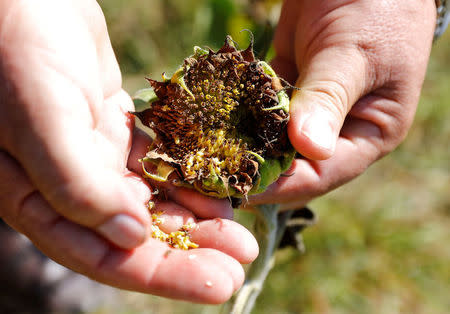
[
  {"left": 0, "top": 0, "right": 257, "bottom": 304},
  {"left": 248, "top": 0, "right": 436, "bottom": 210}
]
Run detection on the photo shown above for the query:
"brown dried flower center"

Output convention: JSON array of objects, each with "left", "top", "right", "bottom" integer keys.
[{"left": 141, "top": 38, "right": 290, "bottom": 195}]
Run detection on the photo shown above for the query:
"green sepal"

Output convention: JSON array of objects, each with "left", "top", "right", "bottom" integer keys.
[
  {"left": 197, "top": 175, "right": 230, "bottom": 199},
  {"left": 257, "top": 61, "right": 277, "bottom": 78},
  {"left": 161, "top": 73, "right": 171, "bottom": 82},
  {"left": 247, "top": 151, "right": 265, "bottom": 164},
  {"left": 133, "top": 88, "right": 158, "bottom": 109},
  {"left": 249, "top": 149, "right": 296, "bottom": 195},
  {"left": 171, "top": 66, "right": 195, "bottom": 100},
  {"left": 277, "top": 90, "right": 290, "bottom": 113},
  {"left": 193, "top": 46, "right": 209, "bottom": 57},
  {"left": 133, "top": 88, "right": 158, "bottom": 103},
  {"left": 262, "top": 90, "right": 290, "bottom": 113}
]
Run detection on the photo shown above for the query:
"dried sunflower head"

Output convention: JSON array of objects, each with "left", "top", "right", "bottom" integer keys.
[{"left": 134, "top": 35, "right": 295, "bottom": 199}]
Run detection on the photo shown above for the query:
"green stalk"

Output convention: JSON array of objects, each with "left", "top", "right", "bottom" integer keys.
[{"left": 221, "top": 204, "right": 294, "bottom": 314}]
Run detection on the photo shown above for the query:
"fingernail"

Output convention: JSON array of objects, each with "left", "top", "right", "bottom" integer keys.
[
  {"left": 97, "top": 214, "right": 147, "bottom": 249},
  {"left": 302, "top": 112, "right": 336, "bottom": 152}
]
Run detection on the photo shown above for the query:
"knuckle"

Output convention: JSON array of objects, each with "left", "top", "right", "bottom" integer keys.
[
  {"left": 308, "top": 80, "right": 350, "bottom": 121},
  {"left": 16, "top": 191, "right": 59, "bottom": 231},
  {"left": 45, "top": 179, "right": 99, "bottom": 225},
  {"left": 0, "top": 151, "right": 31, "bottom": 220}
]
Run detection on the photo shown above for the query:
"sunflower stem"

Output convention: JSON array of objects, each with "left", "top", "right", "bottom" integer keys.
[{"left": 222, "top": 204, "right": 293, "bottom": 314}]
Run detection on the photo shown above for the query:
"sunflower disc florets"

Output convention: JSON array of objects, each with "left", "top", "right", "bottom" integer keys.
[{"left": 134, "top": 35, "right": 295, "bottom": 199}]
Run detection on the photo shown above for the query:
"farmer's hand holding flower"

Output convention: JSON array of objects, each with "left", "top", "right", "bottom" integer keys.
[
  {"left": 249, "top": 0, "right": 436, "bottom": 210},
  {"left": 0, "top": 0, "right": 257, "bottom": 304}
]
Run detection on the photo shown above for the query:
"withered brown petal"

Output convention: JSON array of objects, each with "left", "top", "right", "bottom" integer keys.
[
  {"left": 131, "top": 108, "right": 153, "bottom": 127},
  {"left": 146, "top": 78, "right": 168, "bottom": 98},
  {"left": 241, "top": 41, "right": 255, "bottom": 62},
  {"left": 217, "top": 35, "right": 238, "bottom": 54},
  {"left": 146, "top": 150, "right": 178, "bottom": 164}
]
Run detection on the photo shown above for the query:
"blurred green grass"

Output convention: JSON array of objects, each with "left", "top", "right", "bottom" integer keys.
[{"left": 98, "top": 1, "right": 449, "bottom": 313}]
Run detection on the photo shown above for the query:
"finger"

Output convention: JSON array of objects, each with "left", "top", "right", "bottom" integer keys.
[
  {"left": 94, "top": 242, "right": 245, "bottom": 304},
  {"left": 270, "top": 55, "right": 298, "bottom": 85},
  {"left": 0, "top": 150, "right": 39, "bottom": 234},
  {"left": 0, "top": 152, "right": 246, "bottom": 304},
  {"left": 80, "top": 0, "right": 123, "bottom": 100},
  {"left": 271, "top": 0, "right": 369, "bottom": 160},
  {"left": 151, "top": 201, "right": 196, "bottom": 232},
  {"left": 248, "top": 116, "right": 382, "bottom": 207},
  {"left": 189, "top": 219, "right": 258, "bottom": 265},
  {"left": 269, "top": 0, "right": 301, "bottom": 84},
  {"left": 165, "top": 187, "right": 234, "bottom": 219},
  {"left": 286, "top": 46, "right": 372, "bottom": 160},
  {"left": 129, "top": 128, "right": 234, "bottom": 220},
  {"left": 127, "top": 127, "right": 153, "bottom": 173},
  {"left": 0, "top": 149, "right": 150, "bottom": 252},
  {"left": 12, "top": 201, "right": 244, "bottom": 304},
  {"left": 153, "top": 202, "right": 258, "bottom": 264},
  {"left": 13, "top": 87, "right": 151, "bottom": 250},
  {"left": 1, "top": 1, "right": 152, "bottom": 249},
  {"left": 271, "top": 0, "right": 300, "bottom": 65}
]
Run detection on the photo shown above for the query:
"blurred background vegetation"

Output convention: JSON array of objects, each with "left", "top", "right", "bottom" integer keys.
[{"left": 98, "top": 0, "right": 449, "bottom": 313}]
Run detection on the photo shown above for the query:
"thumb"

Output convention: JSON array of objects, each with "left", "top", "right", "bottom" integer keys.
[{"left": 287, "top": 47, "right": 371, "bottom": 160}]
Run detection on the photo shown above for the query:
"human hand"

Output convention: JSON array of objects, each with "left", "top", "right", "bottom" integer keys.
[
  {"left": 0, "top": 0, "right": 257, "bottom": 303},
  {"left": 249, "top": 0, "right": 436, "bottom": 209}
]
